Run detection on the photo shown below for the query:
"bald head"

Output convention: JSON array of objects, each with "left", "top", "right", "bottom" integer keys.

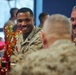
[
  {"left": 43, "top": 14, "right": 71, "bottom": 35},
  {"left": 42, "top": 14, "right": 72, "bottom": 48}
]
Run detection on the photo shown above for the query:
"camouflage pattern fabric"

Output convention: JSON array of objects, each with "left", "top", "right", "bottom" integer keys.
[
  {"left": 11, "top": 27, "right": 42, "bottom": 63},
  {"left": 4, "top": 20, "right": 15, "bottom": 27},
  {"left": 21, "top": 27, "right": 42, "bottom": 53},
  {"left": 3, "top": 20, "right": 15, "bottom": 35},
  {"left": 11, "top": 39, "right": 76, "bottom": 75}
]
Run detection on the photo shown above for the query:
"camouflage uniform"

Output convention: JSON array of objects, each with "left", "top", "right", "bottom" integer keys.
[
  {"left": 3, "top": 20, "right": 15, "bottom": 42},
  {"left": 5, "top": 20, "right": 15, "bottom": 27},
  {"left": 21, "top": 27, "right": 42, "bottom": 53},
  {"left": 12, "top": 39, "right": 76, "bottom": 75},
  {"left": 11, "top": 27, "right": 42, "bottom": 62},
  {"left": 3, "top": 20, "right": 15, "bottom": 34}
]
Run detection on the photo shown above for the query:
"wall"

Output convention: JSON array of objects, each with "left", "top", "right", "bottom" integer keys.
[
  {"left": 34, "top": 0, "right": 43, "bottom": 26},
  {"left": 43, "top": 0, "right": 76, "bottom": 18}
]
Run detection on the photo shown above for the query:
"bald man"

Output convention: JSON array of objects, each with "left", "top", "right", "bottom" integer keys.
[
  {"left": 10, "top": 14, "right": 76, "bottom": 75},
  {"left": 42, "top": 14, "right": 72, "bottom": 48}
]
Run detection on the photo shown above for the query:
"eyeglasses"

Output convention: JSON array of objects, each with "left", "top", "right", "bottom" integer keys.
[{"left": 71, "top": 18, "right": 76, "bottom": 22}]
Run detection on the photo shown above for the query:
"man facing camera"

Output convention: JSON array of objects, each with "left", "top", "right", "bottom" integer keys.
[
  {"left": 71, "top": 6, "right": 76, "bottom": 43},
  {"left": 11, "top": 7, "right": 42, "bottom": 62}
]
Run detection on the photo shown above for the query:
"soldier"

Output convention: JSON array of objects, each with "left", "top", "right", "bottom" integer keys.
[
  {"left": 71, "top": 6, "right": 76, "bottom": 44},
  {"left": 10, "top": 14, "right": 76, "bottom": 75},
  {"left": 3, "top": 8, "right": 18, "bottom": 60},
  {"left": 11, "top": 7, "right": 42, "bottom": 62},
  {"left": 3, "top": 8, "right": 18, "bottom": 39},
  {"left": 38, "top": 12, "right": 49, "bottom": 28}
]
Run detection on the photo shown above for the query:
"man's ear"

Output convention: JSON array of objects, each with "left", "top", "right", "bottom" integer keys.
[{"left": 41, "top": 32, "right": 48, "bottom": 48}]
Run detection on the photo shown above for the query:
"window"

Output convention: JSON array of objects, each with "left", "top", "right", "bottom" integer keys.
[
  {"left": 0, "top": 0, "right": 34, "bottom": 39},
  {"left": 0, "top": 0, "right": 34, "bottom": 28}
]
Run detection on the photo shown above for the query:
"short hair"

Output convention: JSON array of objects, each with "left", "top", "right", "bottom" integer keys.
[
  {"left": 10, "top": 8, "right": 18, "bottom": 17},
  {"left": 16, "top": 7, "right": 34, "bottom": 17},
  {"left": 72, "top": 6, "right": 76, "bottom": 10},
  {"left": 43, "top": 14, "right": 72, "bottom": 36},
  {"left": 39, "top": 12, "right": 48, "bottom": 22}
]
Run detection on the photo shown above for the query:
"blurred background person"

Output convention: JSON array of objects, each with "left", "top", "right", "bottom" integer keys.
[
  {"left": 3, "top": 7, "right": 18, "bottom": 41},
  {"left": 4, "top": 7, "right": 18, "bottom": 30},
  {"left": 38, "top": 12, "right": 49, "bottom": 28}
]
